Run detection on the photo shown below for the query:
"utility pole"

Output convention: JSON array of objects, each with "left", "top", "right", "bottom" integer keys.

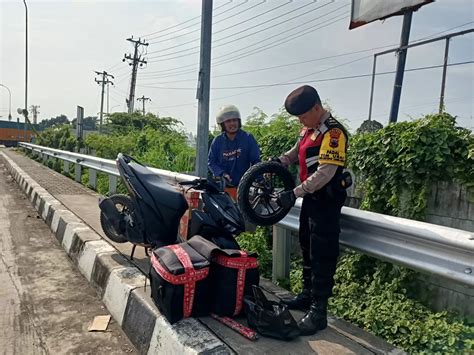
[
  {"left": 94, "top": 71, "right": 114, "bottom": 133},
  {"left": 123, "top": 37, "right": 148, "bottom": 114},
  {"left": 137, "top": 95, "right": 151, "bottom": 115},
  {"left": 389, "top": 11, "right": 413, "bottom": 123},
  {"left": 196, "top": 0, "right": 213, "bottom": 178},
  {"left": 439, "top": 38, "right": 450, "bottom": 114},
  {"left": 29, "top": 104, "right": 40, "bottom": 124}
]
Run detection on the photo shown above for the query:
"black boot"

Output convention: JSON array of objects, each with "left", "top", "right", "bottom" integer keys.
[
  {"left": 282, "top": 288, "right": 311, "bottom": 310},
  {"left": 282, "top": 266, "right": 312, "bottom": 310},
  {"left": 298, "top": 299, "right": 328, "bottom": 336}
]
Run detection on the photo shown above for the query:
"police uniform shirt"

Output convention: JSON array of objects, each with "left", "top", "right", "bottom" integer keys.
[{"left": 279, "top": 112, "right": 347, "bottom": 197}]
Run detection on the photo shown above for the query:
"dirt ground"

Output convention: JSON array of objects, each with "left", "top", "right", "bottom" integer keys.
[{"left": 0, "top": 160, "right": 137, "bottom": 354}]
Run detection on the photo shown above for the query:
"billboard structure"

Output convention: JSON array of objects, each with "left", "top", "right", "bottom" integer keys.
[
  {"left": 350, "top": 0, "right": 434, "bottom": 29},
  {"left": 349, "top": 0, "right": 435, "bottom": 123}
]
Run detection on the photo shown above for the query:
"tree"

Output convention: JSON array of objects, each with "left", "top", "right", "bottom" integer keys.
[
  {"left": 71, "top": 116, "right": 98, "bottom": 131},
  {"left": 106, "top": 112, "right": 185, "bottom": 136},
  {"left": 357, "top": 119, "right": 383, "bottom": 134},
  {"left": 38, "top": 115, "right": 69, "bottom": 130}
]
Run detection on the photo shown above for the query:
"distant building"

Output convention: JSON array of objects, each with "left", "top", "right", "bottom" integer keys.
[{"left": 0, "top": 119, "right": 42, "bottom": 147}]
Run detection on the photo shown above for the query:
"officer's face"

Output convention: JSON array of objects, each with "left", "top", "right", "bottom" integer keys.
[
  {"left": 297, "top": 105, "right": 322, "bottom": 128},
  {"left": 223, "top": 118, "right": 240, "bottom": 134}
]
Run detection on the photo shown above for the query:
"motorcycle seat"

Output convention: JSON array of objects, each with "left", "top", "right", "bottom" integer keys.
[{"left": 129, "top": 162, "right": 188, "bottom": 211}]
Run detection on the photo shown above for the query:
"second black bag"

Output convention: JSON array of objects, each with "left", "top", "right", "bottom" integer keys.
[{"left": 244, "top": 285, "right": 300, "bottom": 341}]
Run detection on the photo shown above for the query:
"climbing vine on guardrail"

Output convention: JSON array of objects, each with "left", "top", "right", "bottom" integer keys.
[{"left": 348, "top": 113, "right": 474, "bottom": 220}]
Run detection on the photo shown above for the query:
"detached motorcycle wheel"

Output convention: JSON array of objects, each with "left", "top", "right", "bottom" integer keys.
[
  {"left": 100, "top": 194, "right": 134, "bottom": 243},
  {"left": 237, "top": 161, "right": 295, "bottom": 226}
]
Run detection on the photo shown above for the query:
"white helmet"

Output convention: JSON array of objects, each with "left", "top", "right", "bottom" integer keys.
[{"left": 216, "top": 104, "right": 241, "bottom": 124}]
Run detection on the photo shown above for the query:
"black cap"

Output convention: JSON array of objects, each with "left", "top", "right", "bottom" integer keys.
[{"left": 284, "top": 85, "right": 321, "bottom": 115}]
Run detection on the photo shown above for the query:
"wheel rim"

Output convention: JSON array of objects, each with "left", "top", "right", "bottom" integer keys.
[{"left": 247, "top": 171, "right": 286, "bottom": 219}]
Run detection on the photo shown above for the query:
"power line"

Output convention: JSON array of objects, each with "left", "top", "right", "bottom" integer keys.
[
  {"left": 138, "top": 61, "right": 473, "bottom": 94},
  {"left": 147, "top": 5, "right": 348, "bottom": 63},
  {"left": 352, "top": 95, "right": 474, "bottom": 123},
  {"left": 147, "top": 0, "right": 253, "bottom": 43},
  {"left": 138, "top": 19, "right": 473, "bottom": 78},
  {"left": 141, "top": 0, "right": 232, "bottom": 39},
  {"left": 146, "top": 0, "right": 296, "bottom": 55},
  {"left": 140, "top": 54, "right": 371, "bottom": 85},
  {"left": 211, "top": 10, "right": 349, "bottom": 65},
  {"left": 147, "top": 0, "right": 334, "bottom": 58}
]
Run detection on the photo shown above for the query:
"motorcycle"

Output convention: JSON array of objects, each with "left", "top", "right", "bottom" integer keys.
[{"left": 98, "top": 153, "right": 244, "bottom": 253}]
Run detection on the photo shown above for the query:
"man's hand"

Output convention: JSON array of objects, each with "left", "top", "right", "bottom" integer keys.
[{"left": 277, "top": 190, "right": 296, "bottom": 209}]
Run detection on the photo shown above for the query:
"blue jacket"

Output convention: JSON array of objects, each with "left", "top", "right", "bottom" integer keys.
[{"left": 208, "top": 130, "right": 260, "bottom": 186}]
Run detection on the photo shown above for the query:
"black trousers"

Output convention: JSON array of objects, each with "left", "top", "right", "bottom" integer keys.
[{"left": 299, "top": 188, "right": 346, "bottom": 300}]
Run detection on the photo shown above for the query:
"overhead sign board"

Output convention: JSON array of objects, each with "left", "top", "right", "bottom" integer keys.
[{"left": 350, "top": 0, "right": 434, "bottom": 29}]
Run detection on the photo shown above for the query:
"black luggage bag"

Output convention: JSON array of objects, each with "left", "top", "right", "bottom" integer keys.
[
  {"left": 210, "top": 249, "right": 259, "bottom": 316},
  {"left": 150, "top": 240, "right": 211, "bottom": 324}
]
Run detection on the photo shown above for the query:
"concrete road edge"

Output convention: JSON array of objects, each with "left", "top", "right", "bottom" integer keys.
[{"left": 1, "top": 151, "right": 233, "bottom": 355}]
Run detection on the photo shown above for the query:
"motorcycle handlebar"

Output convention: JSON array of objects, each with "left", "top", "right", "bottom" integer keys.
[{"left": 179, "top": 178, "right": 207, "bottom": 186}]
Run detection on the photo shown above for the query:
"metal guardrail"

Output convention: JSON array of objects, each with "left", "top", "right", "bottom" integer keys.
[{"left": 19, "top": 143, "right": 474, "bottom": 287}]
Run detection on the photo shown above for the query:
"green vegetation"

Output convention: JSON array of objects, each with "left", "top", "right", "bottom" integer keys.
[
  {"left": 33, "top": 109, "right": 473, "bottom": 353},
  {"left": 349, "top": 113, "right": 474, "bottom": 219}
]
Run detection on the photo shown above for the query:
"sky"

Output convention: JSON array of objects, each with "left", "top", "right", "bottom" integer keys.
[{"left": 1, "top": 0, "right": 473, "bottom": 134}]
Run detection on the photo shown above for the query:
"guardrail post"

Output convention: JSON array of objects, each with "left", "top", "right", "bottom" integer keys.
[
  {"left": 42, "top": 153, "right": 47, "bottom": 163},
  {"left": 63, "top": 161, "right": 69, "bottom": 174},
  {"left": 272, "top": 225, "right": 291, "bottom": 282},
  {"left": 89, "top": 169, "right": 97, "bottom": 190},
  {"left": 74, "top": 164, "right": 82, "bottom": 183},
  {"left": 108, "top": 175, "right": 117, "bottom": 195}
]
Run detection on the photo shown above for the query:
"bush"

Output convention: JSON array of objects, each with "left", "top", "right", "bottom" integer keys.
[
  {"left": 348, "top": 113, "right": 474, "bottom": 219},
  {"left": 237, "top": 227, "right": 273, "bottom": 278},
  {"left": 329, "top": 252, "right": 473, "bottom": 353}
]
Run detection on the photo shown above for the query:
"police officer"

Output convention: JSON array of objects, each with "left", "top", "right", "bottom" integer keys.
[{"left": 275, "top": 85, "right": 348, "bottom": 335}]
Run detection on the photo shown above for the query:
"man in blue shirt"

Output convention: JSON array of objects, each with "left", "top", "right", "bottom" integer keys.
[{"left": 208, "top": 105, "right": 260, "bottom": 188}]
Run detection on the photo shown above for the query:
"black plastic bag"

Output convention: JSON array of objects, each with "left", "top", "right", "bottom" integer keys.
[{"left": 244, "top": 285, "right": 300, "bottom": 341}]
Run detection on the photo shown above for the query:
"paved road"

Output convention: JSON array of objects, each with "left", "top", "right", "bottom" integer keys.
[{"left": 0, "top": 160, "right": 136, "bottom": 354}]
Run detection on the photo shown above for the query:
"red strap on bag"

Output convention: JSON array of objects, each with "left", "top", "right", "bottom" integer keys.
[
  {"left": 151, "top": 245, "right": 209, "bottom": 318},
  {"left": 213, "top": 251, "right": 258, "bottom": 316}
]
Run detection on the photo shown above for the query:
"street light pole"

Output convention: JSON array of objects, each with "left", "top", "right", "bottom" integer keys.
[
  {"left": 22, "top": 0, "right": 29, "bottom": 140},
  {"left": 0, "top": 84, "right": 12, "bottom": 120},
  {"left": 23, "top": 0, "right": 28, "bottom": 112}
]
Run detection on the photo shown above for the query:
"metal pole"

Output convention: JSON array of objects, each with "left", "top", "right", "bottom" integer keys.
[
  {"left": 128, "top": 43, "right": 139, "bottom": 114},
  {"left": 389, "top": 11, "right": 413, "bottom": 124},
  {"left": 196, "top": 0, "right": 213, "bottom": 178},
  {"left": 439, "top": 38, "right": 450, "bottom": 114},
  {"left": 368, "top": 55, "right": 377, "bottom": 121},
  {"left": 23, "top": 0, "right": 28, "bottom": 140},
  {"left": 0, "top": 84, "right": 12, "bottom": 120},
  {"left": 99, "top": 72, "right": 105, "bottom": 133},
  {"left": 17, "top": 117, "right": 20, "bottom": 143}
]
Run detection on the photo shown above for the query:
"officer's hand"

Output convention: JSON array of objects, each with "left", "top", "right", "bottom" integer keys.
[
  {"left": 223, "top": 173, "right": 232, "bottom": 183},
  {"left": 277, "top": 190, "right": 296, "bottom": 209},
  {"left": 269, "top": 156, "right": 282, "bottom": 164}
]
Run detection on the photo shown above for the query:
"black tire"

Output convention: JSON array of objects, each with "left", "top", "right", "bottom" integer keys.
[
  {"left": 237, "top": 161, "right": 295, "bottom": 226},
  {"left": 100, "top": 194, "right": 135, "bottom": 243}
]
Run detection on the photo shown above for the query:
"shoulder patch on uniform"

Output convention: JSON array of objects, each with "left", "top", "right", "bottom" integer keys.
[{"left": 329, "top": 128, "right": 342, "bottom": 148}]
